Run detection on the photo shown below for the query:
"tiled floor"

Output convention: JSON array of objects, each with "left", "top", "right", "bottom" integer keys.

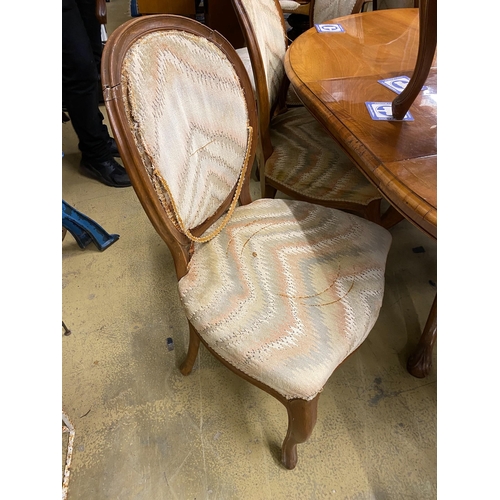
[{"left": 62, "top": 1, "right": 436, "bottom": 498}]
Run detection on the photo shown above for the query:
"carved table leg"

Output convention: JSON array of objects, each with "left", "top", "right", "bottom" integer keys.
[
  {"left": 392, "top": 0, "right": 437, "bottom": 120},
  {"left": 407, "top": 295, "right": 437, "bottom": 378}
]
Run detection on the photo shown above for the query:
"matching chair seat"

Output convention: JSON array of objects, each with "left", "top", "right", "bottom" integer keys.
[
  {"left": 179, "top": 198, "right": 391, "bottom": 401},
  {"left": 267, "top": 107, "right": 381, "bottom": 205}
]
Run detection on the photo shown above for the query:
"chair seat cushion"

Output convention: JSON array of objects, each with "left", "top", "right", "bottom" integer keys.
[
  {"left": 178, "top": 199, "right": 391, "bottom": 400},
  {"left": 267, "top": 107, "right": 381, "bottom": 205}
]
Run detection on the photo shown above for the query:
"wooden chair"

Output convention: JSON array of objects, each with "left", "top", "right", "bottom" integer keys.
[
  {"left": 101, "top": 14, "right": 392, "bottom": 469},
  {"left": 280, "top": 0, "right": 367, "bottom": 29},
  {"left": 238, "top": 0, "right": 366, "bottom": 105},
  {"left": 232, "top": 0, "right": 384, "bottom": 222}
]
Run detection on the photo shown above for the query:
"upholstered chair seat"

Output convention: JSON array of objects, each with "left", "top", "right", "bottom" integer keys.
[
  {"left": 179, "top": 198, "right": 390, "bottom": 401},
  {"left": 267, "top": 107, "right": 381, "bottom": 205}
]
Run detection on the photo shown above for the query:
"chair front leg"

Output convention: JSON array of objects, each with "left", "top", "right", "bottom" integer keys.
[{"left": 281, "top": 394, "right": 320, "bottom": 469}]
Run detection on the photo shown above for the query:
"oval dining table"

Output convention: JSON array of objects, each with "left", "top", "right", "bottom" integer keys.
[{"left": 284, "top": 7, "right": 437, "bottom": 377}]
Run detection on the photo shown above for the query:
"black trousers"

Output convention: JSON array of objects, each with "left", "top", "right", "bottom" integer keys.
[{"left": 62, "top": 0, "right": 111, "bottom": 162}]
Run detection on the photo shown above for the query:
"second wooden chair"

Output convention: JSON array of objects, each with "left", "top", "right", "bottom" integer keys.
[{"left": 232, "top": 0, "right": 384, "bottom": 222}]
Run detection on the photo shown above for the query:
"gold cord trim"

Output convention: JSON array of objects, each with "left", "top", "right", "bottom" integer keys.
[{"left": 154, "top": 126, "right": 253, "bottom": 243}]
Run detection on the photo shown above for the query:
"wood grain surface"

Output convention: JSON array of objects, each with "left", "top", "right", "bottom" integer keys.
[{"left": 285, "top": 8, "right": 437, "bottom": 239}]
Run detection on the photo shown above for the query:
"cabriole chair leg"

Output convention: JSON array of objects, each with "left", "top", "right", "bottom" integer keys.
[{"left": 281, "top": 394, "right": 320, "bottom": 469}]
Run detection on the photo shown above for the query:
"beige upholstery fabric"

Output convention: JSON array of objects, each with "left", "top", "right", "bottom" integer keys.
[
  {"left": 114, "top": 22, "right": 391, "bottom": 404},
  {"left": 179, "top": 198, "right": 391, "bottom": 401},
  {"left": 235, "top": 47, "right": 256, "bottom": 93},
  {"left": 312, "top": 0, "right": 359, "bottom": 24},
  {"left": 279, "top": 0, "right": 301, "bottom": 10},
  {"left": 267, "top": 107, "right": 380, "bottom": 204},
  {"left": 236, "top": 46, "right": 302, "bottom": 107},
  {"left": 238, "top": 0, "right": 287, "bottom": 109},
  {"left": 237, "top": 0, "right": 381, "bottom": 208},
  {"left": 121, "top": 31, "right": 250, "bottom": 231},
  {"left": 279, "top": 0, "right": 310, "bottom": 15}
]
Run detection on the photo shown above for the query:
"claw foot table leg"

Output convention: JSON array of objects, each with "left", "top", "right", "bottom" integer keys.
[{"left": 407, "top": 295, "right": 437, "bottom": 378}]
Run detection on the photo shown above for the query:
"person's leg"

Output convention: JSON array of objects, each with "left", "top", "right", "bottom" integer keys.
[
  {"left": 62, "top": 0, "right": 109, "bottom": 162},
  {"left": 75, "top": 0, "right": 103, "bottom": 72},
  {"left": 76, "top": 0, "right": 106, "bottom": 103},
  {"left": 62, "top": 0, "right": 130, "bottom": 186}
]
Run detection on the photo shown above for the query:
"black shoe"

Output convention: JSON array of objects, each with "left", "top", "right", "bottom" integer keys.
[
  {"left": 80, "top": 157, "right": 132, "bottom": 188},
  {"left": 108, "top": 137, "right": 120, "bottom": 157}
]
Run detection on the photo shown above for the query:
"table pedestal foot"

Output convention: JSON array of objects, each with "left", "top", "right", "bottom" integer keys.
[{"left": 407, "top": 295, "right": 437, "bottom": 378}]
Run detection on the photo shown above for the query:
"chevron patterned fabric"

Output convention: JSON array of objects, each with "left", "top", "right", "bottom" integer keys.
[
  {"left": 179, "top": 198, "right": 391, "bottom": 401},
  {"left": 121, "top": 31, "right": 250, "bottom": 230},
  {"left": 238, "top": 0, "right": 287, "bottom": 109},
  {"left": 236, "top": 46, "right": 303, "bottom": 108},
  {"left": 235, "top": 0, "right": 382, "bottom": 211},
  {"left": 268, "top": 107, "right": 381, "bottom": 204},
  {"left": 113, "top": 21, "right": 391, "bottom": 402}
]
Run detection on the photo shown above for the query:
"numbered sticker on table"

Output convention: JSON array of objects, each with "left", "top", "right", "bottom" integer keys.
[
  {"left": 365, "top": 102, "right": 414, "bottom": 121},
  {"left": 378, "top": 76, "right": 411, "bottom": 94},
  {"left": 315, "top": 23, "right": 345, "bottom": 33},
  {"left": 378, "top": 76, "right": 430, "bottom": 95}
]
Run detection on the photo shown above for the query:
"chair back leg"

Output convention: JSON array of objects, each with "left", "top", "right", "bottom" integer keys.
[{"left": 363, "top": 198, "right": 382, "bottom": 225}]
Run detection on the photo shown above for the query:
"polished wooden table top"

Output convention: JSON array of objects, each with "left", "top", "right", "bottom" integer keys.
[{"left": 285, "top": 8, "right": 437, "bottom": 239}]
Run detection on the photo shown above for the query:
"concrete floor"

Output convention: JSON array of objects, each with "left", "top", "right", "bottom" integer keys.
[{"left": 62, "top": 2, "right": 437, "bottom": 498}]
